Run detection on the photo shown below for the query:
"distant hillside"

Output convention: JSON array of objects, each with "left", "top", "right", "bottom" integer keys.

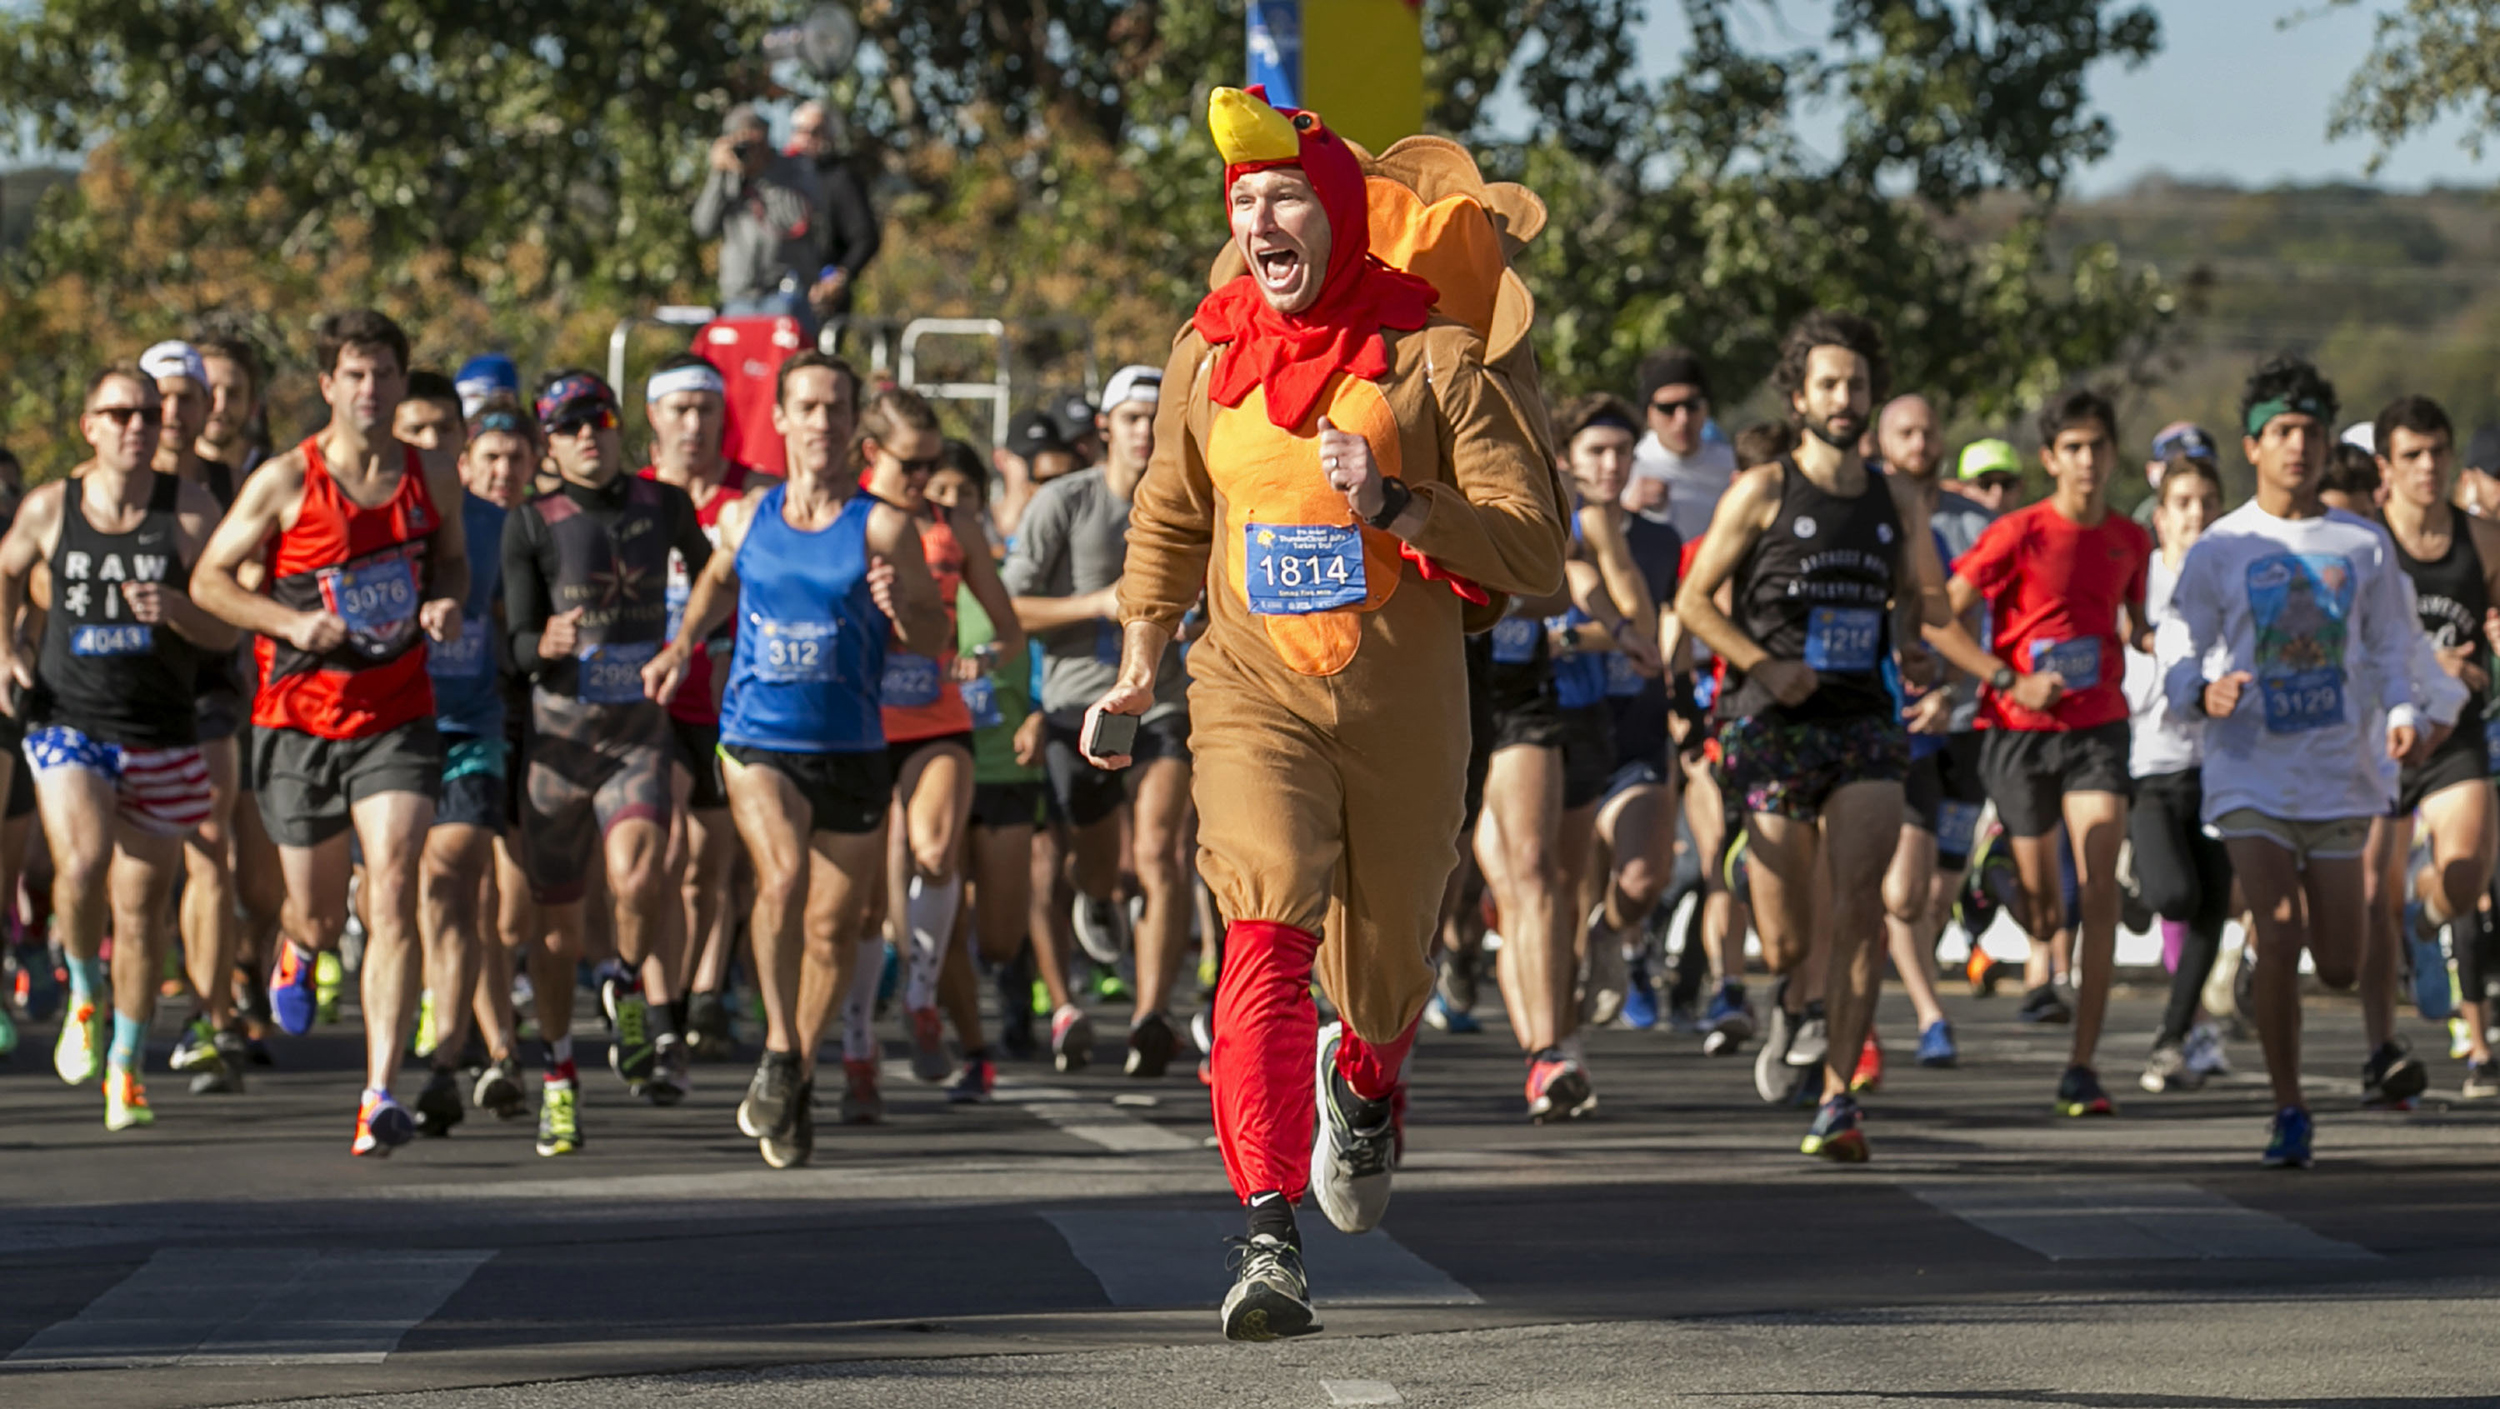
[{"left": 1966, "top": 176, "right": 2500, "bottom": 511}]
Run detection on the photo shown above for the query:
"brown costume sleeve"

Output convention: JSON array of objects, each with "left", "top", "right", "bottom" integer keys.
[
  {"left": 1117, "top": 333, "right": 1218, "bottom": 636},
  {"left": 1398, "top": 323, "right": 1568, "bottom": 600}
]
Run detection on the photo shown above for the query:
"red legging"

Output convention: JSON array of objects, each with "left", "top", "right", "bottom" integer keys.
[{"left": 1212, "top": 919, "right": 1418, "bottom": 1202}]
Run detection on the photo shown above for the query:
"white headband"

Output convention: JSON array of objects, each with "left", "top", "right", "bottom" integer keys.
[
  {"left": 646, "top": 363, "right": 726, "bottom": 403},
  {"left": 139, "top": 340, "right": 207, "bottom": 387}
]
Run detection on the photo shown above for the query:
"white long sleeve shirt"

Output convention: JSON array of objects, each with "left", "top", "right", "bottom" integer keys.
[
  {"left": 2159, "top": 503, "right": 2432, "bottom": 823},
  {"left": 2126, "top": 552, "right": 2208, "bottom": 777}
]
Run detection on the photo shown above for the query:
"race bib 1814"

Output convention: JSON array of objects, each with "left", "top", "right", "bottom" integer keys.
[{"left": 1244, "top": 523, "right": 1365, "bottom": 616}]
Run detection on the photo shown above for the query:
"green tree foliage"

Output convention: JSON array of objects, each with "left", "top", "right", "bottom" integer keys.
[
  {"left": 1515, "top": 0, "right": 2172, "bottom": 416},
  {"left": 0, "top": 0, "right": 2175, "bottom": 472},
  {"left": 2329, "top": 0, "right": 2500, "bottom": 169}
]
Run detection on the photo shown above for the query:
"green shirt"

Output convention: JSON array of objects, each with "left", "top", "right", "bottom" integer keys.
[{"left": 958, "top": 590, "right": 1043, "bottom": 786}]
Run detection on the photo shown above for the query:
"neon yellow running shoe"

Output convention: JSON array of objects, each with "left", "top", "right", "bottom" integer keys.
[
  {"left": 55, "top": 1000, "right": 103, "bottom": 1084},
  {"left": 315, "top": 950, "right": 343, "bottom": 1024},
  {"left": 104, "top": 1068, "right": 154, "bottom": 1131}
]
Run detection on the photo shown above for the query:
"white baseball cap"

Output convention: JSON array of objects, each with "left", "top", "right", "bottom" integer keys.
[
  {"left": 2340, "top": 421, "right": 2376, "bottom": 454},
  {"left": 1102, "top": 364, "right": 1162, "bottom": 412},
  {"left": 139, "top": 340, "right": 208, "bottom": 387}
]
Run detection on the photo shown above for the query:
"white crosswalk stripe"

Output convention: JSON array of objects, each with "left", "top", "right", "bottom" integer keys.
[
  {"left": 7, "top": 1248, "right": 495, "bottom": 1368},
  {"left": 1907, "top": 1181, "right": 2379, "bottom": 1262},
  {"left": 995, "top": 1078, "right": 1201, "bottom": 1153},
  {"left": 1044, "top": 1209, "right": 1478, "bottom": 1308}
]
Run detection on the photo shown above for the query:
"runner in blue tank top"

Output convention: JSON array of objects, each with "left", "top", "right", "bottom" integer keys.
[
  {"left": 642, "top": 351, "right": 951, "bottom": 1170},
  {"left": 413, "top": 398, "right": 533, "bottom": 1138}
]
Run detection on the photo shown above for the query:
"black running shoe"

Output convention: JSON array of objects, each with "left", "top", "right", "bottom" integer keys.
[
  {"left": 2361, "top": 1038, "right": 2428, "bottom": 1109},
  {"left": 759, "top": 1078, "right": 814, "bottom": 1169},
  {"left": 1220, "top": 1234, "right": 1318, "bottom": 1342},
  {"left": 473, "top": 1056, "right": 527, "bottom": 1120},
  {"left": 416, "top": 1067, "right": 465, "bottom": 1137},
  {"left": 1126, "top": 1010, "right": 1177, "bottom": 1078},
  {"left": 644, "top": 1033, "right": 691, "bottom": 1107},
  {"left": 685, "top": 990, "right": 734, "bottom": 1060},
  {"left": 996, "top": 948, "right": 1037, "bottom": 1061},
  {"left": 738, "top": 1050, "right": 803, "bottom": 1140},
  {"left": 2018, "top": 983, "right": 2074, "bottom": 1025},
  {"left": 191, "top": 1030, "right": 249, "bottom": 1095},
  {"left": 604, "top": 982, "right": 657, "bottom": 1089}
]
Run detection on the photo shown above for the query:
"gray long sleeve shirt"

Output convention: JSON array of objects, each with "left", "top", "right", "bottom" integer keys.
[
  {"left": 1000, "top": 468, "right": 1190, "bottom": 728},
  {"left": 691, "top": 154, "right": 824, "bottom": 305}
]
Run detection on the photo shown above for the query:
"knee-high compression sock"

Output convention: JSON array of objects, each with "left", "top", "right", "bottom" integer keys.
[
  {"left": 903, "top": 874, "right": 961, "bottom": 1013},
  {"left": 108, "top": 1012, "right": 144, "bottom": 1073},
  {"left": 841, "top": 938, "right": 881, "bottom": 1063},
  {"left": 2160, "top": 919, "right": 2186, "bottom": 975},
  {"left": 67, "top": 954, "right": 103, "bottom": 1004},
  {"left": 1212, "top": 920, "right": 1322, "bottom": 1204},
  {"left": 1336, "top": 1017, "right": 1418, "bottom": 1105}
]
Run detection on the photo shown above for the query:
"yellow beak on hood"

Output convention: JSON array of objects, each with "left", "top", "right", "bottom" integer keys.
[{"left": 1209, "top": 86, "right": 1299, "bottom": 167}]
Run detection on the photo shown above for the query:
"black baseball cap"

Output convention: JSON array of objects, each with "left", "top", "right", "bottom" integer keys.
[
  {"left": 1004, "top": 409, "right": 1071, "bottom": 460},
  {"left": 1050, "top": 392, "right": 1099, "bottom": 446},
  {"left": 2467, "top": 425, "right": 2500, "bottom": 475}
]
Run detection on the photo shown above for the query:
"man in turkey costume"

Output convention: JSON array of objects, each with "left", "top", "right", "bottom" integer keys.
[{"left": 1081, "top": 86, "right": 1566, "bottom": 1340}]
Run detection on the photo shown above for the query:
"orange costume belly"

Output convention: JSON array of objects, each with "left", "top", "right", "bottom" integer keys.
[{"left": 1206, "top": 378, "right": 1404, "bottom": 677}]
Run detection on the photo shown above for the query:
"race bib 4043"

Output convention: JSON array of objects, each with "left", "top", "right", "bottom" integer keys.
[
  {"left": 1244, "top": 523, "right": 1365, "bottom": 616},
  {"left": 577, "top": 641, "right": 658, "bottom": 705},
  {"left": 71, "top": 623, "right": 152, "bottom": 657},
  {"left": 2029, "top": 637, "right": 2103, "bottom": 691},
  {"left": 748, "top": 616, "right": 840, "bottom": 685},
  {"left": 1802, "top": 606, "right": 1881, "bottom": 673}
]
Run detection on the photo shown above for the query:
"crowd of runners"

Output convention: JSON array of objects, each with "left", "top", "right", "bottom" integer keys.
[{"left": 8, "top": 156, "right": 2500, "bottom": 1338}]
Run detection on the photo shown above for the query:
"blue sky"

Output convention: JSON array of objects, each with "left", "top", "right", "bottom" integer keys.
[{"left": 1631, "top": 1, "right": 2496, "bottom": 194}]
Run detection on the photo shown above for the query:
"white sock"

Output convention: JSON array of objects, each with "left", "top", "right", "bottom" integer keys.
[
  {"left": 904, "top": 874, "right": 962, "bottom": 1012},
  {"left": 841, "top": 938, "right": 881, "bottom": 1063}
]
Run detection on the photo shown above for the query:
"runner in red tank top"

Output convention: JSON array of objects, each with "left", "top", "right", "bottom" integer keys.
[
  {"left": 844, "top": 387, "right": 1024, "bottom": 1100},
  {"left": 637, "top": 351, "right": 781, "bottom": 1057},
  {"left": 192, "top": 310, "right": 471, "bottom": 1159}
]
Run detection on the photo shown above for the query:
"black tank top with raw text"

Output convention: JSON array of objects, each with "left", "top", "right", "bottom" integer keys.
[
  {"left": 530, "top": 475, "right": 679, "bottom": 706},
  {"left": 1719, "top": 455, "right": 1902, "bottom": 724},
  {"left": 2394, "top": 514, "right": 2491, "bottom": 741},
  {"left": 30, "top": 472, "right": 199, "bottom": 746}
]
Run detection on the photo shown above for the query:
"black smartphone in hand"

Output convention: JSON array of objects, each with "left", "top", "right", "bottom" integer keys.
[{"left": 1081, "top": 710, "right": 1139, "bottom": 764}]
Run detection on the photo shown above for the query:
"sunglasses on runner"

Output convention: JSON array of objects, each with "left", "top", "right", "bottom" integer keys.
[
  {"left": 889, "top": 452, "right": 944, "bottom": 476},
  {"left": 548, "top": 406, "right": 618, "bottom": 437},
  {"left": 1969, "top": 474, "right": 2018, "bottom": 493},
  {"left": 1650, "top": 396, "right": 1705, "bottom": 419},
  {"left": 89, "top": 404, "right": 162, "bottom": 428}
]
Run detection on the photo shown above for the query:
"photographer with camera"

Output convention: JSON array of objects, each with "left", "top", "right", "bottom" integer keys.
[
  {"left": 692, "top": 106, "right": 826, "bottom": 334},
  {"left": 787, "top": 101, "right": 880, "bottom": 323}
]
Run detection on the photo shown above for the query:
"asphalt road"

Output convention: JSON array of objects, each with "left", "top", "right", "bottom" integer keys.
[{"left": 6, "top": 974, "right": 2499, "bottom": 1409}]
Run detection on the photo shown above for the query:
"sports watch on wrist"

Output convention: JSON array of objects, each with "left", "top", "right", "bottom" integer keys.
[
  {"left": 1366, "top": 477, "right": 1412, "bottom": 531},
  {"left": 1989, "top": 665, "right": 2017, "bottom": 692}
]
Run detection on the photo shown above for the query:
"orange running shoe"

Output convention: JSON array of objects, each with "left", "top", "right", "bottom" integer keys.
[{"left": 1849, "top": 1033, "right": 1884, "bottom": 1093}]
